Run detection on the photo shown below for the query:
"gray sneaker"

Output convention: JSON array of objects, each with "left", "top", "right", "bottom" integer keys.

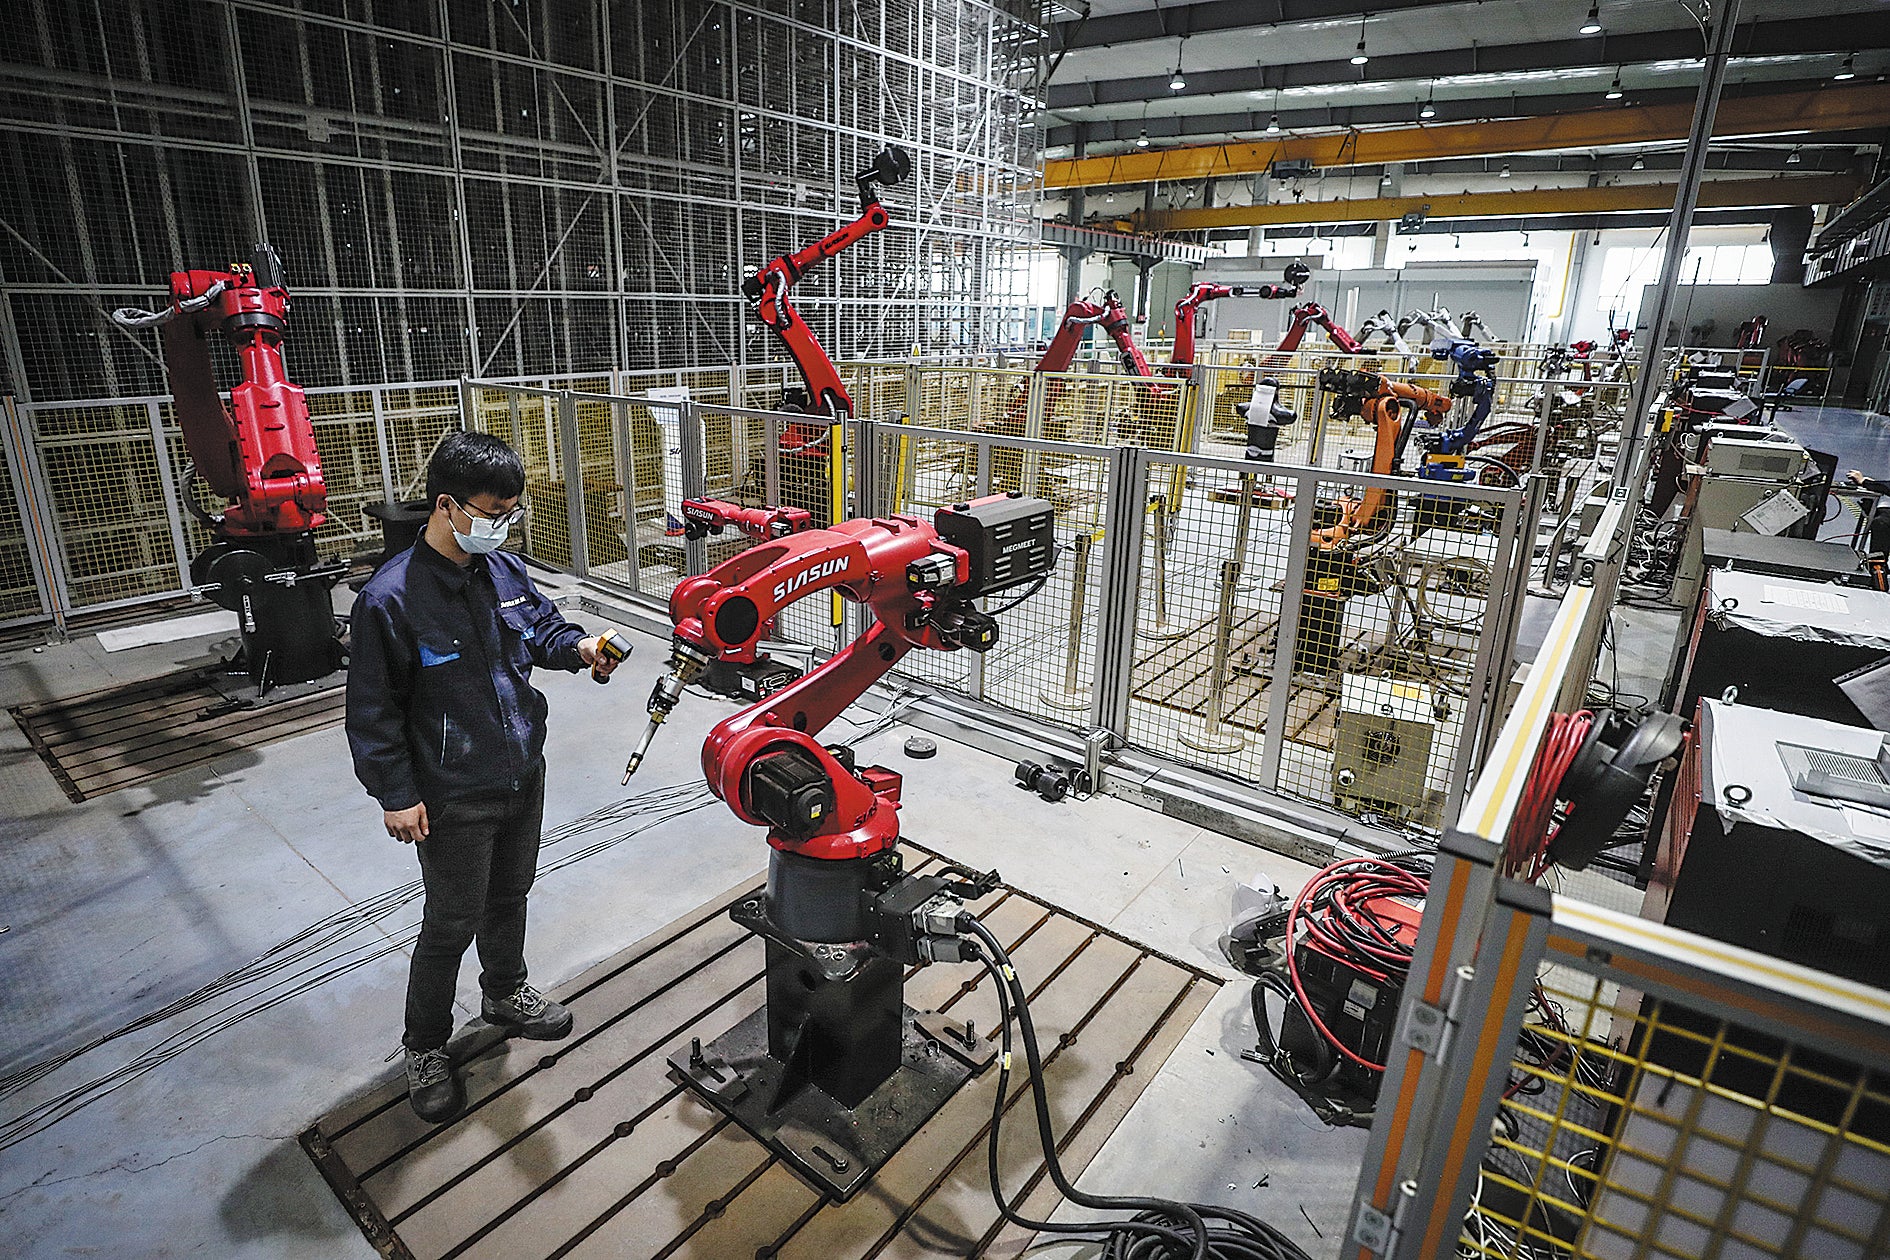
[
  {"left": 402, "top": 1045, "right": 464, "bottom": 1124},
  {"left": 482, "top": 982, "right": 573, "bottom": 1040}
]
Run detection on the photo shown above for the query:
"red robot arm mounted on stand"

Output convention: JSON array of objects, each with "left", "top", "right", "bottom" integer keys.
[
  {"left": 742, "top": 147, "right": 913, "bottom": 423},
  {"left": 1274, "top": 302, "right": 1365, "bottom": 356},
  {"left": 621, "top": 494, "right": 1057, "bottom": 863},
  {"left": 1170, "top": 263, "right": 1308, "bottom": 370},
  {"left": 114, "top": 244, "right": 327, "bottom": 536}
]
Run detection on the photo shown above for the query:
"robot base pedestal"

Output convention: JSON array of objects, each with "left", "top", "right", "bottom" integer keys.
[
  {"left": 667, "top": 883, "right": 993, "bottom": 1200},
  {"left": 668, "top": 1000, "right": 988, "bottom": 1200}
]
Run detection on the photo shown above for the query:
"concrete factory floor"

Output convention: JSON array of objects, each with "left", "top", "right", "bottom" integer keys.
[{"left": 0, "top": 586, "right": 1354, "bottom": 1258}]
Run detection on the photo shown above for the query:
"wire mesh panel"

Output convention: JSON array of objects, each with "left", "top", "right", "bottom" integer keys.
[
  {"left": 0, "top": 0, "right": 1045, "bottom": 403},
  {"left": 300, "top": 390, "right": 389, "bottom": 562},
  {"left": 869, "top": 422, "right": 1113, "bottom": 729},
  {"left": 1464, "top": 937, "right": 1890, "bottom": 1260},
  {"left": 1125, "top": 455, "right": 1304, "bottom": 786},
  {"left": 1270, "top": 476, "right": 1511, "bottom": 831},
  {"left": 381, "top": 384, "right": 463, "bottom": 501},
  {"left": 981, "top": 445, "right": 1110, "bottom": 727},
  {"left": 1042, "top": 371, "right": 1193, "bottom": 452},
  {"left": 24, "top": 402, "right": 182, "bottom": 609},
  {"left": 616, "top": 393, "right": 691, "bottom": 604},
  {"left": 0, "top": 419, "right": 46, "bottom": 622}
]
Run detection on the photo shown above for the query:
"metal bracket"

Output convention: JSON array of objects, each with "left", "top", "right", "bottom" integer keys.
[
  {"left": 913, "top": 1010, "right": 996, "bottom": 1071},
  {"left": 1400, "top": 1000, "right": 1449, "bottom": 1056},
  {"left": 677, "top": 1035, "right": 748, "bottom": 1103},
  {"left": 1353, "top": 1203, "right": 1397, "bottom": 1255}
]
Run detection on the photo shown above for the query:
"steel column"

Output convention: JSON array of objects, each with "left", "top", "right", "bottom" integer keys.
[
  {"left": 556, "top": 391, "right": 589, "bottom": 578},
  {"left": 1619, "top": 0, "right": 1744, "bottom": 488},
  {"left": 1256, "top": 468, "right": 1317, "bottom": 791},
  {"left": 144, "top": 400, "right": 194, "bottom": 593}
]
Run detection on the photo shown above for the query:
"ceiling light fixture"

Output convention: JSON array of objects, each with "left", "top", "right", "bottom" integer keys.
[
  {"left": 1136, "top": 126, "right": 1150, "bottom": 148},
  {"left": 1420, "top": 78, "right": 1436, "bottom": 119},
  {"left": 1580, "top": 5, "right": 1603, "bottom": 35},
  {"left": 1786, "top": 147, "right": 1802, "bottom": 164},
  {"left": 1381, "top": 171, "right": 1393, "bottom": 186},
  {"left": 1500, "top": 162, "right": 1511, "bottom": 178},
  {"left": 1267, "top": 113, "right": 1280, "bottom": 133},
  {"left": 1171, "top": 38, "right": 1186, "bottom": 91},
  {"left": 1631, "top": 155, "right": 1645, "bottom": 170},
  {"left": 1605, "top": 71, "right": 1624, "bottom": 100},
  {"left": 1351, "top": 11, "right": 1370, "bottom": 66},
  {"left": 1834, "top": 53, "right": 1856, "bottom": 81}
]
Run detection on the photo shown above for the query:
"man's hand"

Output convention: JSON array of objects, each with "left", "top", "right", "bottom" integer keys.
[
  {"left": 578, "top": 635, "right": 624, "bottom": 680},
  {"left": 385, "top": 803, "right": 430, "bottom": 844},
  {"left": 1847, "top": 469, "right": 1869, "bottom": 486}
]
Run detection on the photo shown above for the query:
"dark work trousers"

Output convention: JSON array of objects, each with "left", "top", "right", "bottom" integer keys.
[{"left": 403, "top": 758, "right": 547, "bottom": 1051}]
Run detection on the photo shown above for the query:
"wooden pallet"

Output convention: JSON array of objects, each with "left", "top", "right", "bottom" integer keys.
[
  {"left": 10, "top": 669, "right": 346, "bottom": 802},
  {"left": 302, "top": 851, "right": 1220, "bottom": 1260}
]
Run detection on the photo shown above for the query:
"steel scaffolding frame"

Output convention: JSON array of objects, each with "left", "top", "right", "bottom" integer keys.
[{"left": 0, "top": 0, "right": 1046, "bottom": 404}]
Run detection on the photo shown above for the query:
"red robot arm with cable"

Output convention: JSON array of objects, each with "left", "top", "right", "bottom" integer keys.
[
  {"left": 742, "top": 147, "right": 912, "bottom": 422},
  {"left": 115, "top": 244, "right": 326, "bottom": 536},
  {"left": 1275, "top": 302, "right": 1364, "bottom": 356},
  {"left": 1170, "top": 264, "right": 1309, "bottom": 369},
  {"left": 620, "top": 494, "right": 1058, "bottom": 865}
]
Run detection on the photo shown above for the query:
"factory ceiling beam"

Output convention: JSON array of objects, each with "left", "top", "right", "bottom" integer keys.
[
  {"left": 1045, "top": 84, "right": 1890, "bottom": 189},
  {"left": 1046, "top": 14, "right": 1890, "bottom": 111},
  {"left": 1054, "top": 0, "right": 1469, "bottom": 49},
  {"left": 1045, "top": 81, "right": 1870, "bottom": 149},
  {"left": 1135, "top": 175, "right": 1862, "bottom": 231}
]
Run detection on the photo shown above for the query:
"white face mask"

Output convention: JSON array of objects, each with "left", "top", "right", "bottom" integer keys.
[{"left": 448, "top": 498, "right": 514, "bottom": 554}]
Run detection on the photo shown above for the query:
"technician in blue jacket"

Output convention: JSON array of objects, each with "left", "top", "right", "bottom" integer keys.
[{"left": 346, "top": 430, "right": 626, "bottom": 1123}]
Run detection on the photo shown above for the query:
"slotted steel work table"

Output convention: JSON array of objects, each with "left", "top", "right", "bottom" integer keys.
[{"left": 303, "top": 848, "right": 1221, "bottom": 1260}]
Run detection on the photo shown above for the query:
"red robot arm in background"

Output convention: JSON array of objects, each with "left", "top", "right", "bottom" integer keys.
[
  {"left": 742, "top": 147, "right": 913, "bottom": 423},
  {"left": 1170, "top": 264, "right": 1308, "bottom": 369},
  {"left": 986, "top": 290, "right": 1149, "bottom": 434},
  {"left": 115, "top": 244, "right": 326, "bottom": 537},
  {"left": 1276, "top": 302, "right": 1364, "bottom": 355},
  {"left": 1095, "top": 293, "right": 1155, "bottom": 378},
  {"left": 643, "top": 494, "right": 1053, "bottom": 862}
]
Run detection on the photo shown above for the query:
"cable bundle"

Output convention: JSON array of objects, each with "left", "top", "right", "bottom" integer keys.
[
  {"left": 965, "top": 919, "right": 1312, "bottom": 1260},
  {"left": 1503, "top": 711, "right": 1594, "bottom": 881},
  {"left": 1282, "top": 855, "right": 1431, "bottom": 1072}
]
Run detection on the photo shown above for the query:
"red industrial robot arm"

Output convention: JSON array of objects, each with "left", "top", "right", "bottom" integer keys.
[
  {"left": 677, "top": 498, "right": 813, "bottom": 541},
  {"left": 743, "top": 147, "right": 912, "bottom": 420},
  {"left": 621, "top": 494, "right": 1058, "bottom": 863},
  {"left": 110, "top": 243, "right": 326, "bottom": 536},
  {"left": 1275, "top": 302, "right": 1364, "bottom": 355},
  {"left": 1170, "top": 264, "right": 1308, "bottom": 368},
  {"left": 1097, "top": 295, "right": 1156, "bottom": 378}
]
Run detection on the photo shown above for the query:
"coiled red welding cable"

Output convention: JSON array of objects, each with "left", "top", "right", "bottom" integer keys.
[
  {"left": 1503, "top": 710, "right": 1595, "bottom": 881},
  {"left": 1282, "top": 856, "right": 1430, "bottom": 1073}
]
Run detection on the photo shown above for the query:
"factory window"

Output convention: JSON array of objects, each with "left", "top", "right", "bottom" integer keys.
[{"left": 1596, "top": 243, "right": 1774, "bottom": 324}]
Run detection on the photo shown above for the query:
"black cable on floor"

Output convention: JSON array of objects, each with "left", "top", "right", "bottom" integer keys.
[{"left": 963, "top": 918, "right": 1313, "bottom": 1260}]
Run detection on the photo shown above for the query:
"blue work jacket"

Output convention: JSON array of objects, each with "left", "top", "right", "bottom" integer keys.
[{"left": 346, "top": 536, "right": 586, "bottom": 811}]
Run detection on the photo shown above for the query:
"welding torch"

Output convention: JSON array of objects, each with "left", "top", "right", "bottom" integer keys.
[{"left": 621, "top": 640, "right": 711, "bottom": 784}]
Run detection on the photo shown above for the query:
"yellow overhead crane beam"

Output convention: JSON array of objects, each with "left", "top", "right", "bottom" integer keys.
[
  {"left": 1137, "top": 174, "right": 1863, "bottom": 231},
  {"left": 1045, "top": 83, "right": 1890, "bottom": 191}
]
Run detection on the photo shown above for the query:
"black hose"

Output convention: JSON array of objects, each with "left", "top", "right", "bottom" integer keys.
[{"left": 964, "top": 917, "right": 1313, "bottom": 1260}]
